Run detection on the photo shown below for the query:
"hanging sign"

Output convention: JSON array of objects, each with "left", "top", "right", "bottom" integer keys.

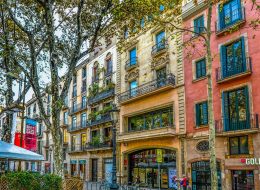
[{"left": 156, "top": 149, "right": 163, "bottom": 163}]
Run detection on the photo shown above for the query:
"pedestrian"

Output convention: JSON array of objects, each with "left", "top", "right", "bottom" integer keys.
[{"left": 180, "top": 175, "right": 188, "bottom": 190}]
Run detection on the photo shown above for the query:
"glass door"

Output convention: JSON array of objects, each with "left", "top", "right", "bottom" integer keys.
[
  {"left": 156, "top": 67, "right": 167, "bottom": 87},
  {"left": 92, "top": 159, "right": 98, "bottom": 182}
]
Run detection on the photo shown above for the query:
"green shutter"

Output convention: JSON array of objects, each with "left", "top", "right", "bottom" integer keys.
[
  {"left": 202, "top": 59, "right": 206, "bottom": 76},
  {"left": 201, "top": 15, "right": 205, "bottom": 33},
  {"left": 202, "top": 102, "right": 208, "bottom": 125},
  {"left": 240, "top": 37, "right": 246, "bottom": 71},
  {"left": 218, "top": 4, "right": 224, "bottom": 29},
  {"left": 244, "top": 86, "right": 250, "bottom": 128},
  {"left": 195, "top": 104, "right": 200, "bottom": 127},
  {"left": 222, "top": 91, "right": 229, "bottom": 131},
  {"left": 196, "top": 61, "right": 201, "bottom": 78},
  {"left": 220, "top": 45, "right": 227, "bottom": 78}
]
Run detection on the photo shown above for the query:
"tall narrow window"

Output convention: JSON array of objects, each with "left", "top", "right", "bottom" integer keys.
[
  {"left": 129, "top": 80, "right": 137, "bottom": 97},
  {"left": 82, "top": 67, "right": 86, "bottom": 78},
  {"left": 194, "top": 15, "right": 205, "bottom": 34},
  {"left": 156, "top": 31, "right": 166, "bottom": 51},
  {"left": 72, "top": 100, "right": 77, "bottom": 112},
  {"left": 81, "top": 133, "right": 87, "bottom": 149},
  {"left": 222, "top": 86, "right": 250, "bottom": 131},
  {"left": 106, "top": 58, "right": 113, "bottom": 75},
  {"left": 81, "top": 113, "right": 87, "bottom": 127},
  {"left": 195, "top": 58, "right": 206, "bottom": 79},
  {"left": 195, "top": 101, "right": 208, "bottom": 127},
  {"left": 82, "top": 96, "right": 87, "bottom": 109},
  {"left": 221, "top": 37, "right": 246, "bottom": 79},
  {"left": 71, "top": 135, "right": 76, "bottom": 151},
  {"left": 156, "top": 67, "right": 167, "bottom": 87},
  {"left": 63, "top": 111, "right": 68, "bottom": 125},
  {"left": 72, "top": 116, "right": 77, "bottom": 129},
  {"left": 129, "top": 48, "right": 137, "bottom": 66}
]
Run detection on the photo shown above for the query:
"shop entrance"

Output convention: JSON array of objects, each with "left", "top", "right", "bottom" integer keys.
[
  {"left": 128, "top": 149, "right": 177, "bottom": 189},
  {"left": 232, "top": 170, "right": 254, "bottom": 190}
]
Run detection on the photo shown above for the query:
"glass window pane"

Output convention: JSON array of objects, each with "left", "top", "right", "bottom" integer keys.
[
  {"left": 230, "top": 137, "right": 239, "bottom": 155},
  {"left": 240, "top": 136, "right": 249, "bottom": 154}
]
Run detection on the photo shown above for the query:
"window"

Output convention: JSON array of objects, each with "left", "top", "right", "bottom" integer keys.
[
  {"left": 222, "top": 86, "right": 250, "bottom": 131},
  {"left": 159, "top": 5, "right": 165, "bottom": 11},
  {"left": 64, "top": 95, "right": 68, "bottom": 107},
  {"left": 229, "top": 136, "right": 249, "bottom": 155},
  {"left": 156, "top": 67, "right": 167, "bottom": 87},
  {"left": 33, "top": 104, "right": 36, "bottom": 113},
  {"left": 82, "top": 67, "right": 86, "bottom": 78},
  {"left": 47, "top": 94, "right": 51, "bottom": 103},
  {"left": 45, "top": 149, "right": 49, "bottom": 161},
  {"left": 156, "top": 31, "right": 166, "bottom": 51},
  {"left": 47, "top": 105, "right": 50, "bottom": 115},
  {"left": 71, "top": 135, "right": 76, "bottom": 151},
  {"left": 219, "top": 0, "right": 242, "bottom": 30},
  {"left": 81, "top": 113, "right": 87, "bottom": 127},
  {"left": 195, "top": 101, "right": 208, "bottom": 127},
  {"left": 82, "top": 96, "right": 87, "bottom": 109},
  {"left": 140, "top": 18, "right": 145, "bottom": 28},
  {"left": 93, "top": 65, "right": 99, "bottom": 81},
  {"left": 38, "top": 123, "right": 42, "bottom": 135},
  {"left": 231, "top": 170, "right": 254, "bottom": 189},
  {"left": 106, "top": 58, "right": 113, "bottom": 74},
  {"left": 72, "top": 85, "right": 77, "bottom": 97},
  {"left": 82, "top": 79, "right": 87, "bottom": 93},
  {"left": 63, "top": 112, "right": 68, "bottom": 125},
  {"left": 72, "top": 116, "right": 77, "bottom": 129},
  {"left": 73, "top": 74, "right": 77, "bottom": 84},
  {"left": 194, "top": 15, "right": 204, "bottom": 34},
  {"left": 72, "top": 100, "right": 77, "bottom": 112},
  {"left": 129, "top": 80, "right": 137, "bottom": 97},
  {"left": 63, "top": 129, "right": 68, "bottom": 143},
  {"left": 128, "top": 107, "right": 173, "bottom": 131},
  {"left": 221, "top": 37, "right": 246, "bottom": 78},
  {"left": 27, "top": 107, "right": 31, "bottom": 116},
  {"left": 124, "top": 27, "right": 129, "bottom": 39},
  {"left": 129, "top": 48, "right": 137, "bottom": 66},
  {"left": 195, "top": 58, "right": 206, "bottom": 79},
  {"left": 81, "top": 133, "right": 87, "bottom": 149}
]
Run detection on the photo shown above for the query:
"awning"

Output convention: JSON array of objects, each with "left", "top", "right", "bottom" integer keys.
[{"left": 0, "top": 140, "right": 44, "bottom": 161}]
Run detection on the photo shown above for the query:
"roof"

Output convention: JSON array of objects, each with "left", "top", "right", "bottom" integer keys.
[{"left": 0, "top": 141, "right": 44, "bottom": 161}]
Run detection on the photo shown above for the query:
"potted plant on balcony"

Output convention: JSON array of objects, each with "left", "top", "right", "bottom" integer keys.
[
  {"left": 88, "top": 83, "right": 99, "bottom": 98},
  {"left": 88, "top": 112, "right": 96, "bottom": 121},
  {"left": 91, "top": 135, "right": 101, "bottom": 147},
  {"left": 102, "top": 105, "right": 113, "bottom": 115},
  {"left": 104, "top": 135, "right": 112, "bottom": 146}
]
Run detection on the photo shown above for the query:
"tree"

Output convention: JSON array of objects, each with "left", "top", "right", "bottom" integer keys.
[{"left": 3, "top": 0, "right": 116, "bottom": 176}]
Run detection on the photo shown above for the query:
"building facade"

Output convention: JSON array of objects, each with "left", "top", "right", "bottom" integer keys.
[
  {"left": 182, "top": 0, "right": 260, "bottom": 189},
  {"left": 116, "top": 16, "right": 185, "bottom": 188},
  {"left": 66, "top": 37, "right": 117, "bottom": 183}
]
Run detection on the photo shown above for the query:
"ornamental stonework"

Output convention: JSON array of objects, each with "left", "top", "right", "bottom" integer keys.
[
  {"left": 151, "top": 52, "right": 170, "bottom": 70},
  {"left": 196, "top": 140, "right": 210, "bottom": 152},
  {"left": 125, "top": 69, "right": 139, "bottom": 82}
]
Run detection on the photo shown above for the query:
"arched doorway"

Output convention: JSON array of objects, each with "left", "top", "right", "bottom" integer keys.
[
  {"left": 128, "top": 148, "right": 177, "bottom": 189},
  {"left": 191, "top": 161, "right": 222, "bottom": 190}
]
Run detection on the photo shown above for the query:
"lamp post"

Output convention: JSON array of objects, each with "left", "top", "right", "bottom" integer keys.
[{"left": 109, "top": 104, "right": 120, "bottom": 190}]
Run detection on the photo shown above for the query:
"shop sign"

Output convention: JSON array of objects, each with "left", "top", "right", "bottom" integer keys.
[
  {"left": 156, "top": 149, "right": 163, "bottom": 163},
  {"left": 241, "top": 158, "right": 260, "bottom": 165}
]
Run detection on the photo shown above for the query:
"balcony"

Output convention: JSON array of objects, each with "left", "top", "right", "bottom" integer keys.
[
  {"left": 118, "top": 73, "right": 176, "bottom": 104},
  {"left": 215, "top": 7, "right": 246, "bottom": 36},
  {"left": 60, "top": 122, "right": 69, "bottom": 128},
  {"left": 92, "top": 76, "right": 99, "bottom": 84},
  {"left": 68, "top": 144, "right": 84, "bottom": 153},
  {"left": 88, "top": 88, "right": 115, "bottom": 105},
  {"left": 85, "top": 141, "right": 112, "bottom": 151},
  {"left": 89, "top": 113, "right": 112, "bottom": 127},
  {"left": 151, "top": 41, "right": 168, "bottom": 57},
  {"left": 69, "top": 103, "right": 87, "bottom": 115},
  {"left": 68, "top": 122, "right": 89, "bottom": 132},
  {"left": 215, "top": 114, "right": 259, "bottom": 136},
  {"left": 118, "top": 126, "right": 176, "bottom": 142},
  {"left": 216, "top": 57, "right": 252, "bottom": 83},
  {"left": 125, "top": 57, "right": 138, "bottom": 71}
]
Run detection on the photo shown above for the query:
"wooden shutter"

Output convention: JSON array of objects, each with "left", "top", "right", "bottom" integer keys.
[
  {"left": 195, "top": 104, "right": 200, "bottom": 127},
  {"left": 220, "top": 45, "right": 227, "bottom": 78},
  {"left": 201, "top": 59, "right": 206, "bottom": 76},
  {"left": 222, "top": 91, "right": 229, "bottom": 131},
  {"left": 196, "top": 61, "right": 201, "bottom": 78},
  {"left": 201, "top": 15, "right": 205, "bottom": 33},
  {"left": 244, "top": 86, "right": 250, "bottom": 128},
  {"left": 202, "top": 102, "right": 208, "bottom": 125},
  {"left": 240, "top": 36, "right": 246, "bottom": 71},
  {"left": 218, "top": 4, "right": 225, "bottom": 30}
]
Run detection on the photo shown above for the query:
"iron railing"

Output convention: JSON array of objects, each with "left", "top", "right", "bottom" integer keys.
[
  {"left": 215, "top": 7, "right": 245, "bottom": 34},
  {"left": 68, "top": 144, "right": 84, "bottom": 152},
  {"left": 85, "top": 141, "right": 111, "bottom": 150},
  {"left": 118, "top": 73, "right": 175, "bottom": 103},
  {"left": 151, "top": 41, "right": 168, "bottom": 55},
  {"left": 215, "top": 114, "right": 259, "bottom": 133},
  {"left": 69, "top": 103, "right": 87, "bottom": 115},
  {"left": 216, "top": 57, "right": 252, "bottom": 82},
  {"left": 68, "top": 121, "right": 89, "bottom": 132},
  {"left": 125, "top": 57, "right": 138, "bottom": 71},
  {"left": 89, "top": 113, "right": 112, "bottom": 127},
  {"left": 88, "top": 88, "right": 115, "bottom": 105}
]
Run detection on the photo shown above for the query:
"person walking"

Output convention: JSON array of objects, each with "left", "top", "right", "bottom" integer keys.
[{"left": 180, "top": 175, "right": 188, "bottom": 190}]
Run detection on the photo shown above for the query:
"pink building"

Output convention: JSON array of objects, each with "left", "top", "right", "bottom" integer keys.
[{"left": 182, "top": 0, "right": 260, "bottom": 189}]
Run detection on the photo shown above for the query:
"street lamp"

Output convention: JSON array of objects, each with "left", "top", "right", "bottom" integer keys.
[{"left": 109, "top": 103, "right": 120, "bottom": 190}]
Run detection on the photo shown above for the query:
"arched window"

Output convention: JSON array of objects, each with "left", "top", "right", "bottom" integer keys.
[
  {"left": 105, "top": 53, "right": 113, "bottom": 76},
  {"left": 92, "top": 62, "right": 99, "bottom": 82}
]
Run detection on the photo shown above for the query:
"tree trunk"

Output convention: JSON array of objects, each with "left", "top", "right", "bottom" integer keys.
[{"left": 206, "top": 1, "right": 218, "bottom": 189}]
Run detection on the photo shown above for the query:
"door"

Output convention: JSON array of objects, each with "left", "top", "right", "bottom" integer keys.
[
  {"left": 130, "top": 80, "right": 138, "bottom": 97},
  {"left": 156, "top": 31, "right": 165, "bottom": 50},
  {"left": 232, "top": 170, "right": 254, "bottom": 190},
  {"left": 92, "top": 159, "right": 98, "bottom": 182},
  {"left": 156, "top": 67, "right": 167, "bottom": 87},
  {"left": 104, "top": 159, "right": 113, "bottom": 184}
]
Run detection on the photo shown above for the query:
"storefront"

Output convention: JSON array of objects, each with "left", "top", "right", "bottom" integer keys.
[
  {"left": 128, "top": 149, "right": 177, "bottom": 189},
  {"left": 191, "top": 161, "right": 222, "bottom": 190},
  {"left": 231, "top": 170, "right": 254, "bottom": 190}
]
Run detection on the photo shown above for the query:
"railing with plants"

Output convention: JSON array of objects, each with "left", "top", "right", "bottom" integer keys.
[{"left": 88, "top": 83, "right": 115, "bottom": 105}]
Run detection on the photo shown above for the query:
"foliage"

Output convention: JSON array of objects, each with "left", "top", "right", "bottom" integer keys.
[
  {"left": 88, "top": 83, "right": 99, "bottom": 98},
  {"left": 91, "top": 134, "right": 101, "bottom": 146},
  {"left": 0, "top": 171, "right": 62, "bottom": 190}
]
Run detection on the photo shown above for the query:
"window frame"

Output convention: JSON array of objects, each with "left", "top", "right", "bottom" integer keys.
[
  {"left": 195, "top": 101, "right": 208, "bottom": 127},
  {"left": 193, "top": 15, "right": 205, "bottom": 34},
  {"left": 195, "top": 58, "right": 206, "bottom": 79},
  {"left": 229, "top": 136, "right": 249, "bottom": 155}
]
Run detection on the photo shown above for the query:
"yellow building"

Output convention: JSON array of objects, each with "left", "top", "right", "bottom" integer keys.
[{"left": 117, "top": 18, "right": 185, "bottom": 188}]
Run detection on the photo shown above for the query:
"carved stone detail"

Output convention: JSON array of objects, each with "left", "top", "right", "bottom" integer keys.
[
  {"left": 125, "top": 69, "right": 139, "bottom": 82},
  {"left": 151, "top": 52, "right": 170, "bottom": 70}
]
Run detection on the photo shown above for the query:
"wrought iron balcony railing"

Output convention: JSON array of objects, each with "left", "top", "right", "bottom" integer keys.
[
  {"left": 125, "top": 57, "right": 138, "bottom": 71},
  {"left": 69, "top": 144, "right": 84, "bottom": 153},
  {"left": 118, "top": 73, "right": 175, "bottom": 103},
  {"left": 151, "top": 41, "right": 168, "bottom": 55},
  {"left": 215, "top": 7, "right": 246, "bottom": 35},
  {"left": 89, "top": 113, "right": 112, "bottom": 127},
  {"left": 216, "top": 57, "right": 252, "bottom": 83},
  {"left": 88, "top": 88, "right": 115, "bottom": 105},
  {"left": 68, "top": 121, "right": 89, "bottom": 132},
  {"left": 69, "top": 103, "right": 87, "bottom": 115},
  {"left": 85, "top": 141, "right": 111, "bottom": 150},
  {"left": 215, "top": 114, "right": 259, "bottom": 133}
]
